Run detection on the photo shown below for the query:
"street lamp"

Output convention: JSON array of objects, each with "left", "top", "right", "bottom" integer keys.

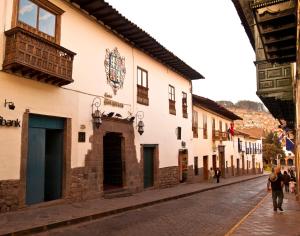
[{"left": 276, "top": 154, "right": 282, "bottom": 167}]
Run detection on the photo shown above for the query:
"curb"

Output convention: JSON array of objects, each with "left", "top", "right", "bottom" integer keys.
[{"left": 1, "top": 174, "right": 267, "bottom": 236}]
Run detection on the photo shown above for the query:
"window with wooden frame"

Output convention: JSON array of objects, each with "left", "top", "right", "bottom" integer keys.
[
  {"left": 211, "top": 118, "right": 216, "bottom": 139},
  {"left": 192, "top": 110, "right": 198, "bottom": 138},
  {"left": 182, "top": 92, "right": 188, "bottom": 118},
  {"left": 137, "top": 67, "right": 149, "bottom": 105},
  {"left": 225, "top": 123, "right": 229, "bottom": 140},
  {"left": 219, "top": 121, "right": 223, "bottom": 132},
  {"left": 203, "top": 114, "right": 207, "bottom": 139},
  {"left": 168, "top": 85, "right": 176, "bottom": 115},
  {"left": 13, "top": 0, "right": 64, "bottom": 44}
]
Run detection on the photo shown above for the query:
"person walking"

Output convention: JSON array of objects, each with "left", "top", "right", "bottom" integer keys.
[
  {"left": 215, "top": 168, "right": 221, "bottom": 183},
  {"left": 283, "top": 171, "right": 291, "bottom": 193},
  {"left": 208, "top": 167, "right": 215, "bottom": 183},
  {"left": 267, "top": 166, "right": 284, "bottom": 212}
]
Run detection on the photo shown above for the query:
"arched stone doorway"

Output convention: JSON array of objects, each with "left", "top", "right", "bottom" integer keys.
[
  {"left": 287, "top": 158, "right": 294, "bottom": 166},
  {"left": 103, "top": 132, "right": 124, "bottom": 190}
]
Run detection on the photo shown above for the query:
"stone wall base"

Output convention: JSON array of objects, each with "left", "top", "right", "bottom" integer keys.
[
  {"left": 0, "top": 180, "right": 20, "bottom": 213},
  {"left": 67, "top": 167, "right": 101, "bottom": 202},
  {"left": 159, "top": 166, "right": 179, "bottom": 188}
]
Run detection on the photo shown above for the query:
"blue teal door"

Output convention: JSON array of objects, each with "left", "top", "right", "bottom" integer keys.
[
  {"left": 144, "top": 147, "right": 154, "bottom": 188},
  {"left": 26, "top": 115, "right": 64, "bottom": 205},
  {"left": 26, "top": 128, "right": 46, "bottom": 204}
]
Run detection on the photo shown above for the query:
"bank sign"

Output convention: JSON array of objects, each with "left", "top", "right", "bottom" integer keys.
[{"left": 0, "top": 116, "right": 21, "bottom": 127}]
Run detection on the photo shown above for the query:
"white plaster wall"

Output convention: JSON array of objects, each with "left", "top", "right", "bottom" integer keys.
[
  {"left": 192, "top": 105, "right": 235, "bottom": 170},
  {"left": 0, "top": 0, "right": 193, "bottom": 179}
]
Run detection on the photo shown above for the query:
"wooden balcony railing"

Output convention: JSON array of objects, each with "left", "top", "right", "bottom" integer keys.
[
  {"left": 221, "top": 132, "right": 228, "bottom": 141},
  {"left": 169, "top": 100, "right": 176, "bottom": 115},
  {"left": 137, "top": 85, "right": 149, "bottom": 105},
  {"left": 3, "top": 27, "right": 76, "bottom": 86},
  {"left": 212, "top": 130, "right": 220, "bottom": 141}
]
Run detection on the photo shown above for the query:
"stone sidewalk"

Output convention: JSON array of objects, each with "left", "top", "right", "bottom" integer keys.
[
  {"left": 0, "top": 174, "right": 266, "bottom": 236},
  {"left": 229, "top": 191, "right": 300, "bottom": 236}
]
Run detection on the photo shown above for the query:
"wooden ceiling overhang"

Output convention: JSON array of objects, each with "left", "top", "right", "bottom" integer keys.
[
  {"left": 251, "top": 0, "right": 297, "bottom": 63},
  {"left": 258, "top": 94, "right": 295, "bottom": 128},
  {"left": 68, "top": 0, "right": 204, "bottom": 81}
]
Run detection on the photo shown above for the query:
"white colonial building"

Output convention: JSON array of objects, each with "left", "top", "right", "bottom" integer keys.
[
  {"left": 0, "top": 0, "right": 204, "bottom": 212},
  {"left": 191, "top": 95, "right": 242, "bottom": 181},
  {"left": 234, "top": 129, "right": 263, "bottom": 175}
]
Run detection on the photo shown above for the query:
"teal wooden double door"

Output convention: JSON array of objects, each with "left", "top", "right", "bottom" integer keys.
[
  {"left": 143, "top": 147, "right": 154, "bottom": 188},
  {"left": 26, "top": 115, "right": 64, "bottom": 205}
]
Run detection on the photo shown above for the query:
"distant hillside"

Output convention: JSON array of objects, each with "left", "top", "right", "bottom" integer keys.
[
  {"left": 217, "top": 100, "right": 279, "bottom": 135},
  {"left": 218, "top": 100, "right": 266, "bottom": 112}
]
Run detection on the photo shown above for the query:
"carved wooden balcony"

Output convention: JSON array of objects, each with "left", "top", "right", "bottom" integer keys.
[
  {"left": 137, "top": 85, "right": 149, "bottom": 105},
  {"left": 3, "top": 27, "right": 76, "bottom": 86},
  {"left": 256, "top": 60, "right": 294, "bottom": 128},
  {"left": 221, "top": 132, "right": 228, "bottom": 141},
  {"left": 212, "top": 130, "right": 220, "bottom": 141},
  {"left": 169, "top": 100, "right": 176, "bottom": 115}
]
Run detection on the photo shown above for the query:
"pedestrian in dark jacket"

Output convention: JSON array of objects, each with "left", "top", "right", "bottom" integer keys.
[
  {"left": 283, "top": 171, "right": 290, "bottom": 193},
  {"left": 215, "top": 168, "right": 221, "bottom": 183},
  {"left": 267, "top": 167, "right": 284, "bottom": 212}
]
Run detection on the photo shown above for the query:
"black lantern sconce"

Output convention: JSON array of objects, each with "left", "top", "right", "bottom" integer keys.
[
  {"left": 136, "top": 111, "right": 144, "bottom": 135},
  {"left": 4, "top": 99, "right": 15, "bottom": 110},
  {"left": 91, "top": 97, "right": 102, "bottom": 129}
]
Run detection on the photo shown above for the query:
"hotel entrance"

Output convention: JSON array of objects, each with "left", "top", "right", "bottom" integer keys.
[{"left": 103, "top": 132, "right": 123, "bottom": 190}]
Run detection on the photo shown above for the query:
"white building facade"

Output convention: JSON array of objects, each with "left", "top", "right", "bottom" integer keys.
[
  {"left": 0, "top": 0, "right": 204, "bottom": 212},
  {"left": 191, "top": 95, "right": 242, "bottom": 181},
  {"left": 234, "top": 130, "right": 263, "bottom": 175}
]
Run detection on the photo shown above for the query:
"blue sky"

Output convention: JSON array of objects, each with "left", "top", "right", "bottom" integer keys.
[{"left": 106, "top": 0, "right": 259, "bottom": 103}]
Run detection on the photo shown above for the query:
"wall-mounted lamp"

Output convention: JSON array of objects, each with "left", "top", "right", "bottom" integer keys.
[
  {"left": 136, "top": 111, "right": 144, "bottom": 135},
  {"left": 91, "top": 97, "right": 102, "bottom": 129},
  {"left": 4, "top": 99, "right": 15, "bottom": 110}
]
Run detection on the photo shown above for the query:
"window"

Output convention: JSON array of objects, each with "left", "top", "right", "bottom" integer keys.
[
  {"left": 192, "top": 110, "right": 198, "bottom": 138},
  {"left": 169, "top": 85, "right": 175, "bottom": 101},
  {"left": 16, "top": 0, "right": 63, "bottom": 43},
  {"left": 137, "top": 67, "right": 149, "bottom": 105},
  {"left": 238, "top": 138, "right": 242, "bottom": 153},
  {"left": 212, "top": 118, "right": 215, "bottom": 131},
  {"left": 176, "top": 127, "right": 181, "bottom": 140},
  {"left": 168, "top": 85, "right": 176, "bottom": 115},
  {"left": 182, "top": 92, "right": 188, "bottom": 118},
  {"left": 212, "top": 118, "right": 216, "bottom": 140},
  {"left": 219, "top": 121, "right": 223, "bottom": 132},
  {"left": 203, "top": 114, "right": 207, "bottom": 139},
  {"left": 225, "top": 123, "right": 229, "bottom": 140}
]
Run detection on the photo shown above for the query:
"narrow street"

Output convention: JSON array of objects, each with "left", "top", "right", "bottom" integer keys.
[{"left": 38, "top": 177, "right": 267, "bottom": 236}]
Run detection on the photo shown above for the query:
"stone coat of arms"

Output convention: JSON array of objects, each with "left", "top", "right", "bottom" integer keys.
[{"left": 104, "top": 47, "right": 126, "bottom": 95}]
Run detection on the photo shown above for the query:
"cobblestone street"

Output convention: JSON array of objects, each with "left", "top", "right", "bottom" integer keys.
[
  {"left": 231, "top": 192, "right": 300, "bottom": 236},
  {"left": 37, "top": 177, "right": 267, "bottom": 236}
]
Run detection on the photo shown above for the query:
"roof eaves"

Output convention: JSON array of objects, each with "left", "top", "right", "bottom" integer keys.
[{"left": 67, "top": 0, "right": 205, "bottom": 81}]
